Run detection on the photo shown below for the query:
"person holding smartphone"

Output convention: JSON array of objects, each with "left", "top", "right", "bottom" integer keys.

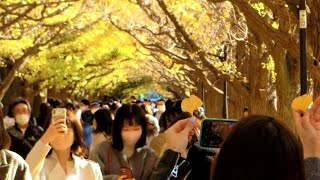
[
  {"left": 25, "top": 103, "right": 102, "bottom": 180},
  {"left": 90, "top": 103, "right": 157, "bottom": 180}
]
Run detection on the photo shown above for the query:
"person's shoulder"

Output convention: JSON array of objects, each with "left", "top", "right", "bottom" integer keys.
[
  {"left": 29, "top": 124, "right": 43, "bottom": 131},
  {"left": 7, "top": 126, "right": 17, "bottom": 132},
  {"left": 6, "top": 126, "right": 20, "bottom": 138},
  {"left": 2, "top": 149, "right": 28, "bottom": 166},
  {"left": 99, "top": 139, "right": 112, "bottom": 147},
  {"left": 92, "top": 140, "right": 112, "bottom": 153}
]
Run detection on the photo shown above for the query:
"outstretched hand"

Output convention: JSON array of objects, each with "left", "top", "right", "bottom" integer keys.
[
  {"left": 293, "top": 96, "right": 320, "bottom": 158},
  {"left": 164, "top": 118, "right": 197, "bottom": 158}
]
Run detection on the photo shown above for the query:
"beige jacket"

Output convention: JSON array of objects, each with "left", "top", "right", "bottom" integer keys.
[
  {"left": 26, "top": 140, "right": 102, "bottom": 180},
  {"left": 0, "top": 149, "right": 31, "bottom": 180}
]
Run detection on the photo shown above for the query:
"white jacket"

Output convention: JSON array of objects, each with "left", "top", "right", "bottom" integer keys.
[{"left": 26, "top": 140, "right": 102, "bottom": 180}]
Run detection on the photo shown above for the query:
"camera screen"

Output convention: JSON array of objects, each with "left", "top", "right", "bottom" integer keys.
[{"left": 200, "top": 119, "right": 237, "bottom": 148}]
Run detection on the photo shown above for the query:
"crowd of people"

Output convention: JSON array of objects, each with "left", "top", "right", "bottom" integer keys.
[{"left": 0, "top": 95, "right": 319, "bottom": 180}]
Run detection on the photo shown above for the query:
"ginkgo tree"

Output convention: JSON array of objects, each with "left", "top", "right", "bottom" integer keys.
[
  {"left": 105, "top": 0, "right": 320, "bottom": 127},
  {"left": 22, "top": 20, "right": 180, "bottom": 100},
  {"left": 104, "top": 0, "right": 248, "bottom": 113},
  {"left": 1, "top": 0, "right": 320, "bottom": 127},
  {"left": 0, "top": 0, "right": 107, "bottom": 100}
]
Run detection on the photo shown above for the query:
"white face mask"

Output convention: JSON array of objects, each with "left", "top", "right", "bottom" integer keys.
[
  {"left": 15, "top": 114, "right": 30, "bottom": 126},
  {"left": 122, "top": 130, "right": 142, "bottom": 147}
]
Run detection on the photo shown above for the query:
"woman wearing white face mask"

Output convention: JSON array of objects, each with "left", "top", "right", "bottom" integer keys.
[
  {"left": 90, "top": 103, "right": 157, "bottom": 180},
  {"left": 26, "top": 103, "right": 102, "bottom": 180},
  {"left": 7, "top": 98, "right": 43, "bottom": 159}
]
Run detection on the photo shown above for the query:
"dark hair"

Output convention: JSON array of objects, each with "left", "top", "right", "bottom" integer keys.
[
  {"left": 112, "top": 103, "right": 147, "bottom": 151},
  {"left": 172, "top": 112, "right": 192, "bottom": 127},
  {"left": 157, "top": 98, "right": 165, "bottom": 103},
  {"left": 44, "top": 102, "right": 87, "bottom": 157},
  {"left": 162, "top": 100, "right": 183, "bottom": 130},
  {"left": 7, "top": 102, "right": 14, "bottom": 118},
  {"left": 135, "top": 99, "right": 142, "bottom": 104},
  {"left": 47, "top": 98, "right": 55, "bottom": 107},
  {"left": 37, "top": 103, "right": 52, "bottom": 128},
  {"left": 140, "top": 104, "right": 151, "bottom": 115},
  {"left": 63, "top": 102, "right": 77, "bottom": 111},
  {"left": 39, "top": 103, "right": 51, "bottom": 114},
  {"left": 93, "top": 109, "right": 113, "bottom": 136},
  {"left": 80, "top": 99, "right": 90, "bottom": 106},
  {"left": 0, "top": 108, "right": 11, "bottom": 149},
  {"left": 11, "top": 98, "right": 32, "bottom": 116},
  {"left": 165, "top": 99, "right": 173, "bottom": 109},
  {"left": 212, "top": 115, "right": 305, "bottom": 180},
  {"left": 47, "top": 98, "right": 62, "bottom": 108},
  {"left": 110, "top": 103, "right": 120, "bottom": 112}
]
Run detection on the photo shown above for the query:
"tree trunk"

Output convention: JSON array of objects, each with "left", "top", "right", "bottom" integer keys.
[
  {"left": 0, "top": 45, "right": 40, "bottom": 101},
  {"left": 272, "top": 45, "right": 299, "bottom": 129}
]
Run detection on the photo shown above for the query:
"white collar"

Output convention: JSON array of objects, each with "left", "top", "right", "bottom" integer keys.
[{"left": 49, "top": 150, "right": 86, "bottom": 174}]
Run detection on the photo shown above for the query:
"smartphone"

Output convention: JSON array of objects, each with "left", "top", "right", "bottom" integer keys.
[
  {"left": 52, "top": 108, "right": 67, "bottom": 123},
  {"left": 120, "top": 167, "right": 133, "bottom": 179},
  {"left": 199, "top": 118, "right": 238, "bottom": 148}
]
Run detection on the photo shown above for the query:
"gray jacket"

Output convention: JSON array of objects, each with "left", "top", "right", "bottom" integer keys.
[
  {"left": 90, "top": 141, "right": 157, "bottom": 180},
  {"left": 0, "top": 149, "right": 31, "bottom": 180}
]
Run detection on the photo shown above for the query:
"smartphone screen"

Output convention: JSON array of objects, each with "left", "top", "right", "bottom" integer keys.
[
  {"left": 199, "top": 118, "right": 238, "bottom": 148},
  {"left": 52, "top": 108, "right": 67, "bottom": 123},
  {"left": 120, "top": 167, "right": 132, "bottom": 179}
]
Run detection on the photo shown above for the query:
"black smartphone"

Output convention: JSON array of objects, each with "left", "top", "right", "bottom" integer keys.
[{"left": 199, "top": 118, "right": 238, "bottom": 148}]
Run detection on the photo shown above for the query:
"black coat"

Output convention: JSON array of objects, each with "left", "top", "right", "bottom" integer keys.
[
  {"left": 186, "top": 143, "right": 216, "bottom": 180},
  {"left": 150, "top": 149, "right": 191, "bottom": 180},
  {"left": 7, "top": 124, "right": 43, "bottom": 159}
]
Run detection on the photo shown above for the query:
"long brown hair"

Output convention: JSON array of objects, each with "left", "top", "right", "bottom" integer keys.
[{"left": 0, "top": 108, "right": 11, "bottom": 149}]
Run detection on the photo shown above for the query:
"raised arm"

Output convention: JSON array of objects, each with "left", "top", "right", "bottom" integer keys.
[
  {"left": 293, "top": 96, "right": 320, "bottom": 180},
  {"left": 26, "top": 119, "right": 67, "bottom": 180}
]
